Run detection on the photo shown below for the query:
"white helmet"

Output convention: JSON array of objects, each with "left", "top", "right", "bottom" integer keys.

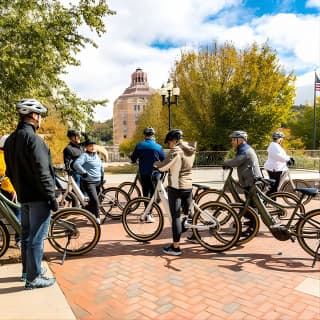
[
  {"left": 0, "top": 134, "right": 10, "bottom": 148},
  {"left": 16, "top": 98, "right": 47, "bottom": 115}
]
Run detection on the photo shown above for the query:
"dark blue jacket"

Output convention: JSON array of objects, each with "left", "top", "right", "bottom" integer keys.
[{"left": 131, "top": 138, "right": 165, "bottom": 175}]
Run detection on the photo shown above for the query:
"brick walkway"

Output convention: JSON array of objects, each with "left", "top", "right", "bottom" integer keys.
[{"left": 46, "top": 198, "right": 320, "bottom": 320}]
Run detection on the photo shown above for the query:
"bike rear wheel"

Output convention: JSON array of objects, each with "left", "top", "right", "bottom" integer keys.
[
  {"left": 48, "top": 208, "right": 101, "bottom": 256},
  {"left": 281, "top": 179, "right": 312, "bottom": 205},
  {"left": 0, "top": 220, "right": 10, "bottom": 258},
  {"left": 99, "top": 187, "right": 130, "bottom": 220},
  {"left": 296, "top": 209, "right": 320, "bottom": 259},
  {"left": 122, "top": 197, "right": 164, "bottom": 242},
  {"left": 192, "top": 201, "right": 241, "bottom": 252}
]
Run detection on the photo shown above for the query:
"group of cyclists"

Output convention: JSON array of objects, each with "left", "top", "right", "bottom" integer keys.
[{"left": 0, "top": 97, "right": 296, "bottom": 289}]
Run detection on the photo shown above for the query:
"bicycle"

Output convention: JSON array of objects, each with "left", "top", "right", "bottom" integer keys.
[
  {"left": 118, "top": 169, "right": 142, "bottom": 200},
  {"left": 122, "top": 173, "right": 241, "bottom": 252},
  {"left": 231, "top": 177, "right": 320, "bottom": 267},
  {"left": 54, "top": 167, "right": 129, "bottom": 222},
  {"left": 0, "top": 190, "right": 101, "bottom": 264},
  {"left": 260, "top": 167, "right": 313, "bottom": 205}
]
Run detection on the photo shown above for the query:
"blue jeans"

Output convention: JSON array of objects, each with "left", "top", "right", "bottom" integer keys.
[{"left": 21, "top": 201, "right": 51, "bottom": 282}]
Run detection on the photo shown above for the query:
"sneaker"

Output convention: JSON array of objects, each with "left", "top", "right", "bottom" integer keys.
[
  {"left": 187, "top": 234, "right": 199, "bottom": 244},
  {"left": 240, "top": 227, "right": 254, "bottom": 238},
  {"left": 96, "top": 217, "right": 101, "bottom": 225},
  {"left": 146, "top": 213, "right": 154, "bottom": 223},
  {"left": 25, "top": 275, "right": 55, "bottom": 290},
  {"left": 15, "top": 240, "right": 21, "bottom": 248},
  {"left": 21, "top": 266, "right": 47, "bottom": 282},
  {"left": 162, "top": 244, "right": 182, "bottom": 256}
]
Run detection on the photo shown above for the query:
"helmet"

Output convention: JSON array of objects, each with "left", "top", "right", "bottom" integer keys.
[
  {"left": 143, "top": 127, "right": 155, "bottom": 136},
  {"left": 164, "top": 129, "right": 183, "bottom": 143},
  {"left": 84, "top": 139, "right": 96, "bottom": 146},
  {"left": 0, "top": 134, "right": 9, "bottom": 148},
  {"left": 67, "top": 129, "right": 80, "bottom": 138},
  {"left": 229, "top": 130, "right": 248, "bottom": 140},
  {"left": 16, "top": 98, "right": 47, "bottom": 115},
  {"left": 272, "top": 132, "right": 285, "bottom": 139}
]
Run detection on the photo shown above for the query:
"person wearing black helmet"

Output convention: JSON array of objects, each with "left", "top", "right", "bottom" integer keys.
[
  {"left": 4, "top": 98, "right": 56, "bottom": 289},
  {"left": 154, "top": 129, "right": 196, "bottom": 256},
  {"left": 63, "top": 129, "right": 87, "bottom": 188},
  {"left": 223, "top": 130, "right": 261, "bottom": 236},
  {"left": 131, "top": 128, "right": 165, "bottom": 222},
  {"left": 264, "top": 131, "right": 294, "bottom": 195}
]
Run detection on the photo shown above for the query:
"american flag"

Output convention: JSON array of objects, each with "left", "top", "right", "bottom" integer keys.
[{"left": 316, "top": 73, "right": 320, "bottom": 91}]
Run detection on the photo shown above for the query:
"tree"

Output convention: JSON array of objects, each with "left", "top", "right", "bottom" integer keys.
[
  {"left": 90, "top": 119, "right": 113, "bottom": 145},
  {"left": 136, "top": 41, "right": 295, "bottom": 150},
  {"left": 0, "top": 0, "right": 115, "bottom": 130}
]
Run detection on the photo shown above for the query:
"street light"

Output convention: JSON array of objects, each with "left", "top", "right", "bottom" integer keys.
[{"left": 160, "top": 79, "right": 180, "bottom": 131}]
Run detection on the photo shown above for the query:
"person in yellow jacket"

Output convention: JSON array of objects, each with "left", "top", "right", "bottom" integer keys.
[{"left": 0, "top": 134, "right": 21, "bottom": 247}]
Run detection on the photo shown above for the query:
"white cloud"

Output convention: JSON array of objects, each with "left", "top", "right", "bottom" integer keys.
[
  {"left": 306, "top": 0, "right": 320, "bottom": 9},
  {"left": 59, "top": 0, "right": 320, "bottom": 121}
]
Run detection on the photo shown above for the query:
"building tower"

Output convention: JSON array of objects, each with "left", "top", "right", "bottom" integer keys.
[{"left": 113, "top": 68, "right": 154, "bottom": 145}]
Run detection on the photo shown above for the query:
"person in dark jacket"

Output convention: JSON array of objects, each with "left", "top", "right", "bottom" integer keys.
[
  {"left": 63, "top": 129, "right": 86, "bottom": 188},
  {"left": 4, "top": 98, "right": 57, "bottom": 290},
  {"left": 131, "top": 128, "right": 165, "bottom": 222}
]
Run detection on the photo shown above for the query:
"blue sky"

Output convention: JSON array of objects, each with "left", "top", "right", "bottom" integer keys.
[{"left": 61, "top": 0, "right": 320, "bottom": 121}]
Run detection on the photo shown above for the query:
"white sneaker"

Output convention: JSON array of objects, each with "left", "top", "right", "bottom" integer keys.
[
  {"left": 96, "top": 217, "right": 101, "bottom": 225},
  {"left": 146, "top": 213, "right": 154, "bottom": 223}
]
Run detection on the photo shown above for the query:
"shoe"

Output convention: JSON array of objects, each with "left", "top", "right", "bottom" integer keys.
[
  {"left": 25, "top": 275, "right": 55, "bottom": 290},
  {"left": 162, "top": 244, "right": 182, "bottom": 256},
  {"left": 96, "top": 217, "right": 101, "bottom": 225},
  {"left": 21, "top": 266, "right": 47, "bottom": 282},
  {"left": 187, "top": 234, "right": 199, "bottom": 244},
  {"left": 15, "top": 240, "right": 21, "bottom": 248},
  {"left": 146, "top": 213, "right": 154, "bottom": 223},
  {"left": 240, "top": 227, "right": 254, "bottom": 238}
]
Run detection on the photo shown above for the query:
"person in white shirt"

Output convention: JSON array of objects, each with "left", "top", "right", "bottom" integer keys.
[{"left": 264, "top": 132, "right": 294, "bottom": 195}]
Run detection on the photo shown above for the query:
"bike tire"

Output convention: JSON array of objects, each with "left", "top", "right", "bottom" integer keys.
[
  {"left": 0, "top": 220, "right": 10, "bottom": 258},
  {"left": 296, "top": 209, "right": 320, "bottom": 259},
  {"left": 99, "top": 187, "right": 130, "bottom": 220},
  {"left": 48, "top": 208, "right": 101, "bottom": 256},
  {"left": 281, "top": 179, "right": 313, "bottom": 205},
  {"left": 195, "top": 189, "right": 231, "bottom": 206},
  {"left": 122, "top": 197, "right": 164, "bottom": 242},
  {"left": 57, "top": 191, "right": 79, "bottom": 208},
  {"left": 230, "top": 204, "right": 260, "bottom": 246},
  {"left": 268, "top": 191, "right": 305, "bottom": 224},
  {"left": 118, "top": 181, "right": 141, "bottom": 199},
  {"left": 192, "top": 201, "right": 241, "bottom": 252}
]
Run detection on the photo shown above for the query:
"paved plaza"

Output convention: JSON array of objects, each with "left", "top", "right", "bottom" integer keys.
[{"left": 0, "top": 168, "right": 319, "bottom": 320}]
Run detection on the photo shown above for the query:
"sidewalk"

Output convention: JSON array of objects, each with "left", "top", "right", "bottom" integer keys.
[{"left": 0, "top": 168, "right": 319, "bottom": 320}]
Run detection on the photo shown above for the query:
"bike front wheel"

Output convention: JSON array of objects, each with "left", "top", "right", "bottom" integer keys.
[
  {"left": 48, "top": 208, "right": 101, "bottom": 256},
  {"left": 296, "top": 209, "right": 320, "bottom": 259},
  {"left": 0, "top": 220, "right": 10, "bottom": 258},
  {"left": 122, "top": 197, "right": 164, "bottom": 242},
  {"left": 192, "top": 201, "right": 241, "bottom": 252},
  {"left": 99, "top": 187, "right": 130, "bottom": 220}
]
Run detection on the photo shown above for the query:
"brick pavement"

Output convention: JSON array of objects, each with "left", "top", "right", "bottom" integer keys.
[{"left": 46, "top": 198, "right": 320, "bottom": 320}]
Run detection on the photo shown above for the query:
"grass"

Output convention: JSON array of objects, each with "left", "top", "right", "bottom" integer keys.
[{"left": 104, "top": 164, "right": 138, "bottom": 174}]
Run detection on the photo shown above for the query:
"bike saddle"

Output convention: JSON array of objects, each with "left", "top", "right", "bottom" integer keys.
[{"left": 295, "top": 188, "right": 318, "bottom": 197}]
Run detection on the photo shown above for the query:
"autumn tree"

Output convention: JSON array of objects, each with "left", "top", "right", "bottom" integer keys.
[{"left": 0, "top": 0, "right": 115, "bottom": 130}]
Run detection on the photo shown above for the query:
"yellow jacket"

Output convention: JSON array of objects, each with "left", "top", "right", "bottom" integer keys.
[{"left": 0, "top": 149, "right": 15, "bottom": 194}]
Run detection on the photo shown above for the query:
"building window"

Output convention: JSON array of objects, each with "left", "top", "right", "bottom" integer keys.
[
  {"left": 135, "top": 113, "right": 140, "bottom": 118},
  {"left": 122, "top": 113, "right": 127, "bottom": 118},
  {"left": 134, "top": 104, "right": 140, "bottom": 111},
  {"left": 135, "top": 120, "right": 139, "bottom": 125},
  {"left": 123, "top": 120, "right": 127, "bottom": 125},
  {"left": 123, "top": 135, "right": 127, "bottom": 139}
]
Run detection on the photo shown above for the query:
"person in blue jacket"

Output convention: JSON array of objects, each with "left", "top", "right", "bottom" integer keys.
[
  {"left": 131, "top": 128, "right": 165, "bottom": 221},
  {"left": 73, "top": 139, "right": 104, "bottom": 224}
]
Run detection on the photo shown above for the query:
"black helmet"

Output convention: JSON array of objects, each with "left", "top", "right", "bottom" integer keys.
[
  {"left": 143, "top": 127, "right": 155, "bottom": 136},
  {"left": 164, "top": 129, "right": 183, "bottom": 143},
  {"left": 272, "top": 132, "right": 285, "bottom": 139},
  {"left": 67, "top": 129, "right": 80, "bottom": 138},
  {"left": 229, "top": 130, "right": 248, "bottom": 140}
]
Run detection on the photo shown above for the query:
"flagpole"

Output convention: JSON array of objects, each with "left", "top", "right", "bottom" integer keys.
[{"left": 313, "top": 71, "right": 317, "bottom": 150}]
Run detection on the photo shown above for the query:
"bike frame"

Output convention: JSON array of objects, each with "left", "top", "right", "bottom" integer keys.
[
  {"left": 140, "top": 175, "right": 219, "bottom": 230},
  {"left": 0, "top": 191, "right": 21, "bottom": 234}
]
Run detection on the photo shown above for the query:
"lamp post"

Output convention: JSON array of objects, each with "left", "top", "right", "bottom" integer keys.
[{"left": 160, "top": 79, "right": 180, "bottom": 131}]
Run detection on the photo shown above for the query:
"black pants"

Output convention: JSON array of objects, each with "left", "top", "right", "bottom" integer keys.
[
  {"left": 140, "top": 174, "right": 155, "bottom": 198},
  {"left": 168, "top": 187, "right": 193, "bottom": 243},
  {"left": 266, "top": 170, "right": 282, "bottom": 195},
  {"left": 83, "top": 181, "right": 100, "bottom": 218}
]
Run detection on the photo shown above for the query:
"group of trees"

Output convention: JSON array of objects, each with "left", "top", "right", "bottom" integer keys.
[{"left": 120, "top": 42, "right": 319, "bottom": 155}]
